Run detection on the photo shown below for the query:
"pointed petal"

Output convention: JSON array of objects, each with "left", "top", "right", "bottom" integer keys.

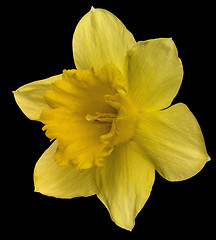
[
  {"left": 34, "top": 141, "right": 96, "bottom": 198},
  {"left": 73, "top": 8, "right": 135, "bottom": 75},
  {"left": 95, "top": 141, "right": 155, "bottom": 231},
  {"left": 126, "top": 39, "right": 183, "bottom": 112},
  {"left": 135, "top": 103, "right": 210, "bottom": 181},
  {"left": 13, "top": 74, "right": 62, "bottom": 120}
]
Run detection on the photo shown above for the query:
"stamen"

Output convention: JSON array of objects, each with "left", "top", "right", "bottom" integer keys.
[{"left": 86, "top": 112, "right": 116, "bottom": 124}]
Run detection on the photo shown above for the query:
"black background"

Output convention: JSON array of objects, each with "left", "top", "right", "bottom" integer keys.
[{"left": 6, "top": 0, "right": 215, "bottom": 237}]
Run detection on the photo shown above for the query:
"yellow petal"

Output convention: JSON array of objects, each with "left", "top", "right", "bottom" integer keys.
[
  {"left": 13, "top": 74, "right": 62, "bottom": 120},
  {"left": 126, "top": 39, "right": 183, "bottom": 112},
  {"left": 73, "top": 7, "right": 135, "bottom": 75},
  {"left": 135, "top": 103, "right": 210, "bottom": 181},
  {"left": 95, "top": 141, "right": 155, "bottom": 231},
  {"left": 34, "top": 141, "right": 96, "bottom": 198}
]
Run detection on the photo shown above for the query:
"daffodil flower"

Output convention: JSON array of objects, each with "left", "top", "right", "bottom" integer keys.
[{"left": 13, "top": 7, "right": 210, "bottom": 231}]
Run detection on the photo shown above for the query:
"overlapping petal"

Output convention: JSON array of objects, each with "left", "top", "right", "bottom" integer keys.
[
  {"left": 135, "top": 103, "right": 210, "bottom": 181},
  {"left": 73, "top": 8, "right": 135, "bottom": 75},
  {"left": 95, "top": 141, "right": 155, "bottom": 230},
  {"left": 34, "top": 141, "right": 96, "bottom": 198},
  {"left": 126, "top": 39, "right": 183, "bottom": 112},
  {"left": 13, "top": 74, "right": 62, "bottom": 120}
]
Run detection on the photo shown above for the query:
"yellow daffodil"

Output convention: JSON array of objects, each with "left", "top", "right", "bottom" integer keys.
[{"left": 13, "top": 7, "right": 210, "bottom": 231}]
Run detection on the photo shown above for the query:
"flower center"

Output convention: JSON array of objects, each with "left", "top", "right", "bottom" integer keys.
[
  {"left": 40, "top": 64, "right": 138, "bottom": 169},
  {"left": 100, "top": 90, "right": 139, "bottom": 146}
]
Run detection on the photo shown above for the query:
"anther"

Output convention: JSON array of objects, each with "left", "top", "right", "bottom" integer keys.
[{"left": 86, "top": 112, "right": 116, "bottom": 124}]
